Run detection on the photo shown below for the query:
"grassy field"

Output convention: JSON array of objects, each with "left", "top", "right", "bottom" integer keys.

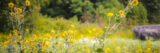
[
  {"left": 0, "top": 0, "right": 160, "bottom": 53},
  {"left": 0, "top": 17, "right": 160, "bottom": 53}
]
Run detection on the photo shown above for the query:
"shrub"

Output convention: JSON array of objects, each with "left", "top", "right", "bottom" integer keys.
[{"left": 126, "top": 3, "right": 148, "bottom": 24}]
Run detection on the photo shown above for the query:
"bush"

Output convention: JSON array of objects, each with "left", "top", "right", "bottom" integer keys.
[
  {"left": 25, "top": 13, "right": 77, "bottom": 33},
  {"left": 126, "top": 3, "right": 148, "bottom": 24}
]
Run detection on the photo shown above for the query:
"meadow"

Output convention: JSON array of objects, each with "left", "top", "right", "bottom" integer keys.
[{"left": 0, "top": 0, "right": 160, "bottom": 53}]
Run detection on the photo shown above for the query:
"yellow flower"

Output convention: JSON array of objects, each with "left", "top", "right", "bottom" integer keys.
[
  {"left": 13, "top": 40, "right": 17, "bottom": 45},
  {"left": 118, "top": 10, "right": 125, "bottom": 17},
  {"left": 56, "top": 43, "right": 64, "bottom": 47},
  {"left": 13, "top": 29, "right": 18, "bottom": 36},
  {"left": 147, "top": 41, "right": 152, "bottom": 47},
  {"left": 17, "top": 8, "right": 23, "bottom": 13},
  {"left": 44, "top": 33, "right": 51, "bottom": 38},
  {"left": 8, "top": 33, "right": 13, "bottom": 39},
  {"left": 145, "top": 36, "right": 149, "bottom": 40},
  {"left": 69, "top": 38, "right": 75, "bottom": 43},
  {"left": 25, "top": 40, "right": 29, "bottom": 44},
  {"left": 45, "top": 41, "right": 50, "bottom": 47},
  {"left": 107, "top": 13, "right": 114, "bottom": 17},
  {"left": 136, "top": 48, "right": 142, "bottom": 53},
  {"left": 25, "top": 28, "right": 29, "bottom": 33},
  {"left": 33, "top": 48, "right": 37, "bottom": 53},
  {"left": 20, "top": 14, "right": 24, "bottom": 18},
  {"left": 10, "top": 12, "right": 15, "bottom": 16},
  {"left": 14, "top": 7, "right": 23, "bottom": 14},
  {"left": 3, "top": 41, "right": 11, "bottom": 46},
  {"left": 70, "top": 47, "right": 75, "bottom": 52},
  {"left": 50, "top": 29, "right": 55, "bottom": 34},
  {"left": 115, "top": 46, "right": 120, "bottom": 53},
  {"left": 132, "top": 0, "right": 139, "bottom": 6},
  {"left": 24, "top": 46, "right": 26, "bottom": 49},
  {"left": 137, "top": 44, "right": 141, "bottom": 49},
  {"left": 41, "top": 46, "right": 45, "bottom": 52},
  {"left": 104, "top": 48, "right": 111, "bottom": 52},
  {"left": 8, "top": 2, "right": 14, "bottom": 8},
  {"left": 71, "top": 24, "right": 75, "bottom": 29},
  {"left": 25, "top": 0, "right": 31, "bottom": 6},
  {"left": 145, "top": 48, "right": 152, "bottom": 53},
  {"left": 14, "top": 7, "right": 17, "bottom": 11},
  {"left": 60, "top": 49, "right": 64, "bottom": 52}
]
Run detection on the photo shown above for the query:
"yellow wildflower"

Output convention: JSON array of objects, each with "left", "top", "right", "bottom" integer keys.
[
  {"left": 33, "top": 48, "right": 37, "bottom": 53},
  {"left": 107, "top": 13, "right": 114, "bottom": 17},
  {"left": 132, "top": 0, "right": 139, "bottom": 6},
  {"left": 3, "top": 41, "right": 11, "bottom": 46},
  {"left": 71, "top": 24, "right": 75, "bottom": 29},
  {"left": 25, "top": 0, "right": 31, "bottom": 6},
  {"left": 50, "top": 29, "right": 55, "bottom": 34},
  {"left": 115, "top": 46, "right": 120, "bottom": 53},
  {"left": 104, "top": 48, "right": 111, "bottom": 52},
  {"left": 14, "top": 7, "right": 17, "bottom": 11},
  {"left": 8, "top": 33, "right": 13, "bottom": 39},
  {"left": 24, "top": 46, "right": 26, "bottom": 49},
  {"left": 25, "top": 40, "right": 29, "bottom": 44},
  {"left": 45, "top": 33, "right": 51, "bottom": 38},
  {"left": 13, "top": 40, "right": 17, "bottom": 45},
  {"left": 17, "top": 8, "right": 23, "bottom": 13},
  {"left": 70, "top": 47, "right": 75, "bottom": 52},
  {"left": 13, "top": 29, "right": 18, "bottom": 36},
  {"left": 144, "top": 48, "right": 152, "bottom": 53},
  {"left": 25, "top": 28, "right": 29, "bottom": 33},
  {"left": 14, "top": 8, "right": 22, "bottom": 13},
  {"left": 104, "top": 26, "right": 107, "bottom": 29},
  {"left": 60, "top": 49, "right": 64, "bottom": 53},
  {"left": 8, "top": 2, "right": 14, "bottom": 8},
  {"left": 20, "top": 14, "right": 24, "bottom": 18},
  {"left": 118, "top": 10, "right": 125, "bottom": 17},
  {"left": 136, "top": 48, "right": 142, "bottom": 53},
  {"left": 137, "top": 44, "right": 141, "bottom": 48},
  {"left": 147, "top": 41, "right": 152, "bottom": 47},
  {"left": 69, "top": 38, "right": 75, "bottom": 43},
  {"left": 10, "top": 12, "right": 15, "bottom": 16},
  {"left": 45, "top": 41, "right": 50, "bottom": 47},
  {"left": 41, "top": 46, "right": 45, "bottom": 52},
  {"left": 145, "top": 36, "right": 149, "bottom": 40}
]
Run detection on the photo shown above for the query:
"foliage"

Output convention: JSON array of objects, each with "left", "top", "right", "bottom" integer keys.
[
  {"left": 40, "top": 0, "right": 124, "bottom": 19},
  {"left": 141, "top": 0, "right": 160, "bottom": 23},
  {"left": 127, "top": 3, "right": 148, "bottom": 24}
]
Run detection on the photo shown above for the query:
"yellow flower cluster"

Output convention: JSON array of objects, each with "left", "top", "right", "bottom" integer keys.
[
  {"left": 107, "top": 10, "right": 126, "bottom": 18},
  {"left": 10, "top": 8, "right": 24, "bottom": 18},
  {"left": 8, "top": 0, "right": 31, "bottom": 19},
  {"left": 42, "top": 40, "right": 50, "bottom": 52},
  {"left": 2, "top": 28, "right": 160, "bottom": 53}
]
